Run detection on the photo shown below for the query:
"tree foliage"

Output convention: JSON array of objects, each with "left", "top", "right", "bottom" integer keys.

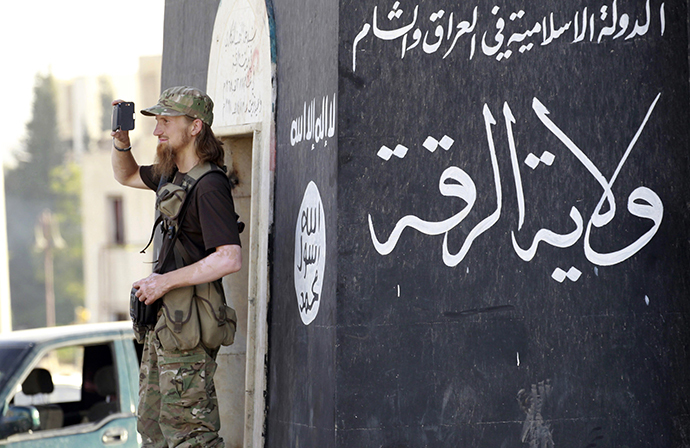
[
  {"left": 6, "top": 73, "right": 63, "bottom": 201},
  {"left": 50, "top": 162, "right": 84, "bottom": 324},
  {"left": 4, "top": 72, "right": 83, "bottom": 329}
]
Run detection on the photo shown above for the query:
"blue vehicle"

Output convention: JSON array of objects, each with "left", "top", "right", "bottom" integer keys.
[{"left": 0, "top": 322, "right": 141, "bottom": 447}]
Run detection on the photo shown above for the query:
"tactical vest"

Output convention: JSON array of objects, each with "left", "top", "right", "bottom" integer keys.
[
  {"left": 145, "top": 161, "right": 228, "bottom": 268},
  {"left": 134, "top": 162, "right": 239, "bottom": 350}
]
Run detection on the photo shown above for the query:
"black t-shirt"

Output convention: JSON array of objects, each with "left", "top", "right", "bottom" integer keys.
[{"left": 140, "top": 164, "right": 242, "bottom": 274}]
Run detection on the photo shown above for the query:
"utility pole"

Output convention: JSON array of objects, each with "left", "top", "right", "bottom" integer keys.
[{"left": 35, "top": 209, "right": 64, "bottom": 327}]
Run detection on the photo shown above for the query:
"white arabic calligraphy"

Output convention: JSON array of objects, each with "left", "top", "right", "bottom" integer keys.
[
  {"left": 290, "top": 93, "right": 337, "bottom": 148},
  {"left": 368, "top": 94, "right": 664, "bottom": 269},
  {"left": 352, "top": 0, "right": 665, "bottom": 70}
]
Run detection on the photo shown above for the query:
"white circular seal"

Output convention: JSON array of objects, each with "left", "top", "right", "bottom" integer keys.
[{"left": 294, "top": 181, "right": 326, "bottom": 325}]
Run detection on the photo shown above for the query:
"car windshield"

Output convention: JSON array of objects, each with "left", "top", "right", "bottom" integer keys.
[{"left": 0, "top": 346, "right": 31, "bottom": 392}]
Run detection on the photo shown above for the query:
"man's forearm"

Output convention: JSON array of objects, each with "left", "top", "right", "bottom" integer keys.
[
  {"left": 164, "top": 245, "right": 242, "bottom": 290},
  {"left": 134, "top": 245, "right": 242, "bottom": 305},
  {"left": 111, "top": 146, "right": 140, "bottom": 184}
]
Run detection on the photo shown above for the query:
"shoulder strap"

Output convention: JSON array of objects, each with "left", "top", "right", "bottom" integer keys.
[
  {"left": 140, "top": 163, "right": 225, "bottom": 256},
  {"left": 140, "top": 173, "right": 177, "bottom": 254},
  {"left": 152, "top": 163, "right": 227, "bottom": 272},
  {"left": 180, "top": 162, "right": 223, "bottom": 190}
]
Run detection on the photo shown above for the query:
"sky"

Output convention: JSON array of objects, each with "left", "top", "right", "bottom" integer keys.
[{"left": 1, "top": 0, "right": 165, "bottom": 163}]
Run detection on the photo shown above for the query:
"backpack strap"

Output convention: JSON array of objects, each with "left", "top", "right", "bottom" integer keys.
[
  {"left": 140, "top": 214, "right": 163, "bottom": 255},
  {"left": 180, "top": 162, "right": 224, "bottom": 191},
  {"left": 153, "top": 163, "right": 227, "bottom": 273},
  {"left": 162, "top": 162, "right": 225, "bottom": 238},
  {"left": 140, "top": 172, "right": 177, "bottom": 254}
]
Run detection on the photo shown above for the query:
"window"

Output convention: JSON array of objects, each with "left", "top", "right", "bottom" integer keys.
[
  {"left": 10, "top": 343, "right": 120, "bottom": 430},
  {"left": 13, "top": 346, "right": 84, "bottom": 406},
  {"left": 0, "top": 346, "right": 30, "bottom": 392},
  {"left": 108, "top": 196, "right": 125, "bottom": 245}
]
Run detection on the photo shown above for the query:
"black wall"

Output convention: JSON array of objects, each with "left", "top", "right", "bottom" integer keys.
[
  {"left": 336, "top": 0, "right": 690, "bottom": 446},
  {"left": 161, "top": 0, "right": 221, "bottom": 90},
  {"left": 268, "top": 0, "right": 339, "bottom": 445}
]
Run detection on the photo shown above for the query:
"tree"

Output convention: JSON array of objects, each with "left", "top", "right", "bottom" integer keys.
[
  {"left": 6, "top": 73, "right": 63, "bottom": 202},
  {"left": 4, "top": 72, "right": 83, "bottom": 329},
  {"left": 50, "top": 162, "right": 84, "bottom": 325}
]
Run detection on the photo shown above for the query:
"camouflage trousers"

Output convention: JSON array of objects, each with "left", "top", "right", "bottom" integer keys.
[{"left": 138, "top": 330, "right": 224, "bottom": 448}]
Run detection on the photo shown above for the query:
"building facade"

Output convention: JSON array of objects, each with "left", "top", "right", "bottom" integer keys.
[{"left": 79, "top": 56, "right": 162, "bottom": 323}]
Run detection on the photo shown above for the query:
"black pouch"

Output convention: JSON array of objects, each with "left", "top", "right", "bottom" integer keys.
[{"left": 130, "top": 287, "right": 161, "bottom": 326}]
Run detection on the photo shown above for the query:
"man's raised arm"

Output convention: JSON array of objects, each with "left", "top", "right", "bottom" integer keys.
[{"left": 111, "top": 99, "right": 148, "bottom": 189}]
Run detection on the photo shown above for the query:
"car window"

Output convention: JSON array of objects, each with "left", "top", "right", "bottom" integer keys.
[
  {"left": 0, "top": 346, "right": 30, "bottom": 392},
  {"left": 9, "top": 342, "right": 121, "bottom": 432},
  {"left": 13, "top": 345, "right": 84, "bottom": 405}
]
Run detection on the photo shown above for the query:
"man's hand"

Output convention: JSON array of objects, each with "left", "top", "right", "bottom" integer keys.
[
  {"left": 111, "top": 98, "right": 148, "bottom": 189},
  {"left": 133, "top": 273, "right": 171, "bottom": 305}
]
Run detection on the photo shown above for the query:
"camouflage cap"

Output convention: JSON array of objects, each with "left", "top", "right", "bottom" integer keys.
[{"left": 141, "top": 86, "right": 214, "bottom": 126}]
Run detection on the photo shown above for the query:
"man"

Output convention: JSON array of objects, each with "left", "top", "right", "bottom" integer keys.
[{"left": 111, "top": 86, "right": 241, "bottom": 448}]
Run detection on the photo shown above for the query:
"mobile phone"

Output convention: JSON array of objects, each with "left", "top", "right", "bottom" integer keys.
[{"left": 112, "top": 102, "right": 135, "bottom": 132}]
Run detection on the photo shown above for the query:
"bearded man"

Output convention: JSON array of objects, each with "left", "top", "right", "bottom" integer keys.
[{"left": 111, "top": 86, "right": 242, "bottom": 448}]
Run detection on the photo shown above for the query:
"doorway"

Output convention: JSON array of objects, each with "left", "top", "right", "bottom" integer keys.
[{"left": 216, "top": 134, "right": 253, "bottom": 448}]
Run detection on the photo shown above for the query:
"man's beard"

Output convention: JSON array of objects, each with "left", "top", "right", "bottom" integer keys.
[
  {"left": 153, "top": 142, "right": 177, "bottom": 178},
  {"left": 153, "top": 131, "right": 193, "bottom": 178}
]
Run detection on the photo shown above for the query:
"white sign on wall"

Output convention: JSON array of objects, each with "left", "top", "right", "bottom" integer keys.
[
  {"left": 294, "top": 181, "right": 326, "bottom": 325},
  {"left": 207, "top": 0, "right": 270, "bottom": 127}
]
